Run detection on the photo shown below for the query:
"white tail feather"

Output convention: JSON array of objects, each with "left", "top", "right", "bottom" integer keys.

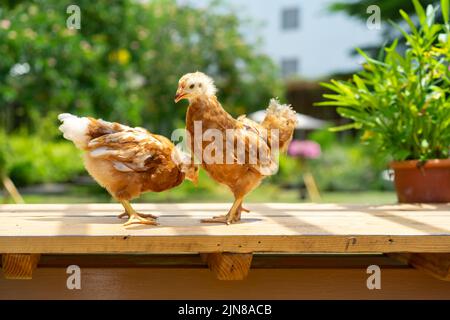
[
  {"left": 265, "top": 98, "right": 297, "bottom": 124},
  {"left": 58, "top": 113, "right": 90, "bottom": 149}
]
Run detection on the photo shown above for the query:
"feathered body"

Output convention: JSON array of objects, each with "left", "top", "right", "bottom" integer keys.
[
  {"left": 176, "top": 72, "right": 296, "bottom": 223},
  {"left": 58, "top": 114, "right": 198, "bottom": 226}
]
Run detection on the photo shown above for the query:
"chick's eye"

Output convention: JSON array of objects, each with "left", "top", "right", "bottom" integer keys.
[{"left": 189, "top": 84, "right": 195, "bottom": 89}]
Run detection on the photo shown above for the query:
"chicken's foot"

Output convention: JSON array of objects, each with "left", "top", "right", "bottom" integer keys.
[
  {"left": 202, "top": 198, "right": 243, "bottom": 225},
  {"left": 241, "top": 206, "right": 250, "bottom": 213},
  {"left": 118, "top": 211, "right": 157, "bottom": 219},
  {"left": 120, "top": 200, "right": 158, "bottom": 226}
]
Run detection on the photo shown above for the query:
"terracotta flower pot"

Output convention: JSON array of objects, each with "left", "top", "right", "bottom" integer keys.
[{"left": 390, "top": 159, "right": 450, "bottom": 203}]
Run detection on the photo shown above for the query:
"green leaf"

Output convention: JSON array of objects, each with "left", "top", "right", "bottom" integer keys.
[
  {"left": 356, "top": 48, "right": 388, "bottom": 67},
  {"left": 353, "top": 74, "right": 368, "bottom": 91},
  {"left": 421, "top": 139, "right": 430, "bottom": 149},
  {"left": 329, "top": 122, "right": 362, "bottom": 132},
  {"left": 390, "top": 20, "right": 413, "bottom": 44},
  {"left": 319, "top": 81, "right": 340, "bottom": 92},
  {"left": 314, "top": 101, "right": 354, "bottom": 107},
  {"left": 442, "top": 0, "right": 449, "bottom": 24},
  {"left": 413, "top": 0, "right": 427, "bottom": 28},
  {"left": 393, "top": 149, "right": 413, "bottom": 161},
  {"left": 399, "top": 9, "right": 417, "bottom": 33},
  {"left": 426, "top": 5, "right": 436, "bottom": 27},
  {"left": 336, "top": 107, "right": 366, "bottom": 121}
]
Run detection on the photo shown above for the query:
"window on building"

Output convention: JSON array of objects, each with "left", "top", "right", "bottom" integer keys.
[
  {"left": 281, "top": 58, "right": 299, "bottom": 78},
  {"left": 282, "top": 7, "right": 299, "bottom": 30}
]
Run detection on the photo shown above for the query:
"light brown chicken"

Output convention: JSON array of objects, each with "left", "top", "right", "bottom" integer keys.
[
  {"left": 58, "top": 114, "right": 198, "bottom": 226},
  {"left": 175, "top": 72, "right": 296, "bottom": 224}
]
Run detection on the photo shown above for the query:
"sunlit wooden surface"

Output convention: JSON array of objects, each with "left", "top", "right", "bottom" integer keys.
[{"left": 0, "top": 203, "right": 449, "bottom": 254}]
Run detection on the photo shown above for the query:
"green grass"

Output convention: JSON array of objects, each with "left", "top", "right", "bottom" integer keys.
[
  {"left": 318, "top": 191, "right": 396, "bottom": 204},
  {"left": 7, "top": 182, "right": 397, "bottom": 205}
]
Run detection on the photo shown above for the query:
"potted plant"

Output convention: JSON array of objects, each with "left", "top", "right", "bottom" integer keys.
[{"left": 316, "top": 0, "right": 450, "bottom": 203}]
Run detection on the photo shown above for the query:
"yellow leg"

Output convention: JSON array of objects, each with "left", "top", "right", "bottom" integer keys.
[
  {"left": 201, "top": 197, "right": 243, "bottom": 225},
  {"left": 235, "top": 203, "right": 249, "bottom": 221},
  {"left": 120, "top": 200, "right": 158, "bottom": 227}
]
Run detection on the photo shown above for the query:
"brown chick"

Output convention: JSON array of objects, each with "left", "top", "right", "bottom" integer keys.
[
  {"left": 58, "top": 113, "right": 198, "bottom": 226},
  {"left": 175, "top": 72, "right": 297, "bottom": 224}
]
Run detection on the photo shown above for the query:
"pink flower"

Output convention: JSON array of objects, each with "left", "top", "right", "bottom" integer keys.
[
  {"left": 0, "top": 20, "right": 11, "bottom": 30},
  {"left": 288, "top": 140, "right": 321, "bottom": 159}
]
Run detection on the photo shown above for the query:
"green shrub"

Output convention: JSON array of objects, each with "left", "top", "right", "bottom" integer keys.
[
  {"left": 0, "top": 0, "right": 283, "bottom": 136},
  {"left": 309, "top": 143, "right": 389, "bottom": 192},
  {"left": 6, "top": 134, "right": 85, "bottom": 186},
  {"left": 317, "top": 0, "right": 450, "bottom": 161}
]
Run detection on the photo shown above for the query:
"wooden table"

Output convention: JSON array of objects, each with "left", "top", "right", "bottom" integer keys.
[{"left": 1, "top": 203, "right": 450, "bottom": 299}]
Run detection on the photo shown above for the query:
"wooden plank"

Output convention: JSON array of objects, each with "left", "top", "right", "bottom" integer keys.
[
  {"left": 202, "top": 252, "right": 253, "bottom": 280},
  {"left": 0, "top": 203, "right": 449, "bottom": 254},
  {"left": 1, "top": 235, "right": 449, "bottom": 254},
  {"left": 2, "top": 254, "right": 40, "bottom": 279},
  {"left": 2, "top": 267, "right": 450, "bottom": 299},
  {"left": 0, "top": 203, "right": 449, "bottom": 234},
  {"left": 389, "top": 253, "right": 450, "bottom": 281}
]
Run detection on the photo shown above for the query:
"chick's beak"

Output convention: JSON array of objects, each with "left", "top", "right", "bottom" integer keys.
[{"left": 174, "top": 89, "right": 186, "bottom": 103}]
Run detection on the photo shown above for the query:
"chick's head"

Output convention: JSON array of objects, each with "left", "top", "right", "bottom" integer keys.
[{"left": 175, "top": 72, "right": 217, "bottom": 103}]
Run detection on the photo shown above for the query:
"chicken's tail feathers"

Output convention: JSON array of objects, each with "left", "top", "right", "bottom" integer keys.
[
  {"left": 58, "top": 113, "right": 91, "bottom": 149},
  {"left": 264, "top": 98, "right": 297, "bottom": 124},
  {"left": 262, "top": 98, "right": 297, "bottom": 151},
  {"left": 58, "top": 113, "right": 135, "bottom": 149}
]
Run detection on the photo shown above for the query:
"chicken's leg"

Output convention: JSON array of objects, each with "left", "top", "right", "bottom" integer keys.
[
  {"left": 120, "top": 200, "right": 158, "bottom": 226},
  {"left": 201, "top": 197, "right": 243, "bottom": 225},
  {"left": 235, "top": 204, "right": 249, "bottom": 221}
]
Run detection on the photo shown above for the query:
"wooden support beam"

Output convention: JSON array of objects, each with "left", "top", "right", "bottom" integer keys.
[
  {"left": 2, "top": 254, "right": 40, "bottom": 280},
  {"left": 201, "top": 252, "right": 253, "bottom": 280},
  {"left": 2, "top": 176, "right": 24, "bottom": 204},
  {"left": 389, "top": 253, "right": 450, "bottom": 281},
  {"left": 303, "top": 172, "right": 321, "bottom": 201}
]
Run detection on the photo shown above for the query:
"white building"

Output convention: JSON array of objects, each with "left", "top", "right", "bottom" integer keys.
[{"left": 185, "top": 0, "right": 383, "bottom": 80}]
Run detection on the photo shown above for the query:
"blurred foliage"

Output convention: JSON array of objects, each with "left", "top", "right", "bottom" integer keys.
[
  {"left": 0, "top": 0, "right": 398, "bottom": 194},
  {"left": 318, "top": 0, "right": 450, "bottom": 161},
  {"left": 309, "top": 130, "right": 389, "bottom": 191},
  {"left": 309, "top": 142, "right": 390, "bottom": 192},
  {"left": 272, "top": 153, "right": 299, "bottom": 185},
  {"left": 274, "top": 129, "right": 390, "bottom": 192},
  {"left": 0, "top": 131, "right": 7, "bottom": 177},
  {"left": 4, "top": 133, "right": 85, "bottom": 186},
  {"left": 0, "top": 0, "right": 283, "bottom": 135},
  {"left": 0, "top": 128, "right": 391, "bottom": 192}
]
